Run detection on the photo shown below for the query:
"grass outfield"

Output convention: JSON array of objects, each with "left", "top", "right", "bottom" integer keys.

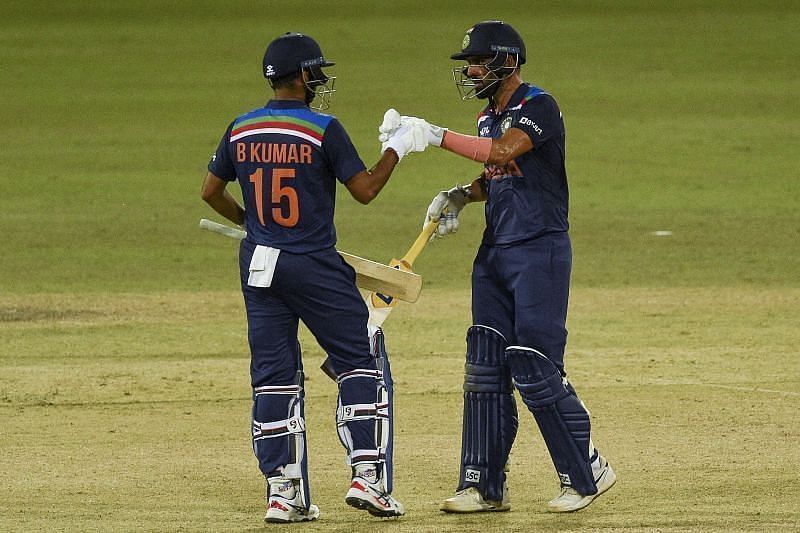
[
  {"left": 1, "top": 1, "right": 798, "bottom": 531},
  {"left": 2, "top": 289, "right": 798, "bottom": 531}
]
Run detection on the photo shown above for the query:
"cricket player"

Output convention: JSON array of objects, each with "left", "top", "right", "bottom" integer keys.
[
  {"left": 379, "top": 20, "right": 616, "bottom": 513},
  {"left": 201, "top": 32, "right": 427, "bottom": 523}
]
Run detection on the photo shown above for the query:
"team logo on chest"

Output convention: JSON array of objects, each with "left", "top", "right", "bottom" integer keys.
[{"left": 500, "top": 115, "right": 513, "bottom": 134}]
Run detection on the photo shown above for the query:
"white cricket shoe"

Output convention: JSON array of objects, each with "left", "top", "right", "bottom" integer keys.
[
  {"left": 547, "top": 456, "right": 616, "bottom": 513},
  {"left": 264, "top": 476, "right": 320, "bottom": 523},
  {"left": 345, "top": 465, "right": 405, "bottom": 517},
  {"left": 440, "top": 483, "right": 511, "bottom": 513}
]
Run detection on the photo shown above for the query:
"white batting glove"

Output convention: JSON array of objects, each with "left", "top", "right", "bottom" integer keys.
[
  {"left": 423, "top": 185, "right": 469, "bottom": 239},
  {"left": 378, "top": 108, "right": 402, "bottom": 140},
  {"left": 378, "top": 109, "right": 446, "bottom": 147},
  {"left": 381, "top": 122, "right": 428, "bottom": 160},
  {"left": 410, "top": 117, "right": 446, "bottom": 147}
]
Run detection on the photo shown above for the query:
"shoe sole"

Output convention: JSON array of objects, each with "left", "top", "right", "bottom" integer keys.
[
  {"left": 345, "top": 496, "right": 403, "bottom": 517},
  {"left": 265, "top": 514, "right": 319, "bottom": 523},
  {"left": 547, "top": 466, "right": 617, "bottom": 513},
  {"left": 440, "top": 504, "right": 510, "bottom": 514},
  {"left": 265, "top": 506, "right": 320, "bottom": 523}
]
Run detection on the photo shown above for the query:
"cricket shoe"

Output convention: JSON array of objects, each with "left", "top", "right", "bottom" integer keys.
[
  {"left": 345, "top": 465, "right": 405, "bottom": 517},
  {"left": 440, "top": 483, "right": 511, "bottom": 513},
  {"left": 547, "top": 456, "right": 616, "bottom": 513},
  {"left": 264, "top": 476, "right": 320, "bottom": 523}
]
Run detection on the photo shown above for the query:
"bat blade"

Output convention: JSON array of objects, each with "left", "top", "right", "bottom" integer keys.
[
  {"left": 200, "top": 218, "right": 421, "bottom": 302},
  {"left": 368, "top": 221, "right": 437, "bottom": 311},
  {"left": 339, "top": 252, "right": 422, "bottom": 303}
]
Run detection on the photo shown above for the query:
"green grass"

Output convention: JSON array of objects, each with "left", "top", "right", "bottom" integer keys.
[{"left": 1, "top": 1, "right": 799, "bottom": 531}]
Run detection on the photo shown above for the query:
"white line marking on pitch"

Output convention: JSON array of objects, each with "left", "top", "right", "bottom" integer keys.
[
  {"left": 706, "top": 384, "right": 800, "bottom": 397},
  {"left": 649, "top": 381, "right": 800, "bottom": 397}
]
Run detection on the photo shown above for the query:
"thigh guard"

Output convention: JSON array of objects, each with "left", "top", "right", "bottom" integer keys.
[
  {"left": 336, "top": 327, "right": 394, "bottom": 489},
  {"left": 458, "top": 325, "right": 518, "bottom": 502},
  {"left": 252, "top": 369, "right": 311, "bottom": 507},
  {"left": 507, "top": 346, "right": 596, "bottom": 495}
]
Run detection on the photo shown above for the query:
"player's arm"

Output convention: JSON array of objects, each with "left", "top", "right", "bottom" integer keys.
[
  {"left": 378, "top": 108, "right": 535, "bottom": 166},
  {"left": 422, "top": 173, "right": 488, "bottom": 238},
  {"left": 333, "top": 113, "right": 427, "bottom": 205},
  {"left": 344, "top": 150, "right": 400, "bottom": 205},
  {"left": 483, "top": 128, "right": 534, "bottom": 165},
  {"left": 439, "top": 127, "right": 533, "bottom": 166},
  {"left": 201, "top": 172, "right": 245, "bottom": 226},
  {"left": 464, "top": 174, "right": 488, "bottom": 203}
]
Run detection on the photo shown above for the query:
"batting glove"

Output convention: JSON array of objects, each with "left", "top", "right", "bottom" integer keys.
[
  {"left": 381, "top": 122, "right": 428, "bottom": 160},
  {"left": 378, "top": 108, "right": 402, "bottom": 140},
  {"left": 411, "top": 117, "right": 446, "bottom": 147},
  {"left": 423, "top": 185, "right": 469, "bottom": 238},
  {"left": 379, "top": 109, "right": 446, "bottom": 147}
]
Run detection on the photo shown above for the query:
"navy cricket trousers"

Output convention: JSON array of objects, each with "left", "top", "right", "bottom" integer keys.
[
  {"left": 471, "top": 231, "right": 572, "bottom": 370},
  {"left": 238, "top": 240, "right": 376, "bottom": 388}
]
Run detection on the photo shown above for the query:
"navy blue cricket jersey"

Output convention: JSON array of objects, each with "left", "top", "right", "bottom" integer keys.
[
  {"left": 477, "top": 83, "right": 568, "bottom": 246},
  {"left": 208, "top": 100, "right": 366, "bottom": 253}
]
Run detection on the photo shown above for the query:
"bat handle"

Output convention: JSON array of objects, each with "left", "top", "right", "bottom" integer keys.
[{"left": 401, "top": 221, "right": 438, "bottom": 267}]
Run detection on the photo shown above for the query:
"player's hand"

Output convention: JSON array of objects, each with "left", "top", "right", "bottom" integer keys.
[
  {"left": 381, "top": 122, "right": 428, "bottom": 161},
  {"left": 406, "top": 117, "right": 446, "bottom": 147},
  {"left": 379, "top": 108, "right": 402, "bottom": 140},
  {"left": 423, "top": 185, "right": 469, "bottom": 239},
  {"left": 379, "top": 109, "right": 446, "bottom": 147}
]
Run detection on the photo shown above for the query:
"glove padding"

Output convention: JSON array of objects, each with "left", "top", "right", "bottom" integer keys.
[
  {"left": 379, "top": 108, "right": 446, "bottom": 147},
  {"left": 380, "top": 111, "right": 428, "bottom": 160},
  {"left": 424, "top": 185, "right": 469, "bottom": 239}
]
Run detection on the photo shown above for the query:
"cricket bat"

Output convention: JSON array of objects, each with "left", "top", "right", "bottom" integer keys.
[
  {"left": 364, "top": 220, "right": 438, "bottom": 327},
  {"left": 199, "top": 218, "right": 423, "bottom": 303},
  {"left": 320, "top": 220, "right": 439, "bottom": 380}
]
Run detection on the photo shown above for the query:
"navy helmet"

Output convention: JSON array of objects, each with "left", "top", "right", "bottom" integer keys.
[
  {"left": 451, "top": 20, "right": 526, "bottom": 64},
  {"left": 451, "top": 21, "right": 526, "bottom": 100},
  {"left": 262, "top": 32, "right": 336, "bottom": 110}
]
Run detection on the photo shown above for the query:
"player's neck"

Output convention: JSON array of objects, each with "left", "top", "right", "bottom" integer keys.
[
  {"left": 491, "top": 74, "right": 523, "bottom": 113},
  {"left": 273, "top": 88, "right": 306, "bottom": 103}
]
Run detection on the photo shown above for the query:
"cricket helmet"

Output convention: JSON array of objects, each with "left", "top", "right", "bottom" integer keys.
[
  {"left": 262, "top": 32, "right": 336, "bottom": 110},
  {"left": 451, "top": 20, "right": 526, "bottom": 64},
  {"left": 451, "top": 21, "right": 526, "bottom": 100}
]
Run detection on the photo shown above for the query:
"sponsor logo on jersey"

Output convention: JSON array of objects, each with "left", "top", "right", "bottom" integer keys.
[
  {"left": 519, "top": 116, "right": 542, "bottom": 135},
  {"left": 480, "top": 126, "right": 490, "bottom": 136}
]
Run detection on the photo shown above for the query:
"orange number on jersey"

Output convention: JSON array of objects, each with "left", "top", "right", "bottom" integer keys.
[
  {"left": 249, "top": 168, "right": 299, "bottom": 228},
  {"left": 271, "top": 168, "right": 299, "bottom": 228},
  {"left": 249, "top": 168, "right": 266, "bottom": 226}
]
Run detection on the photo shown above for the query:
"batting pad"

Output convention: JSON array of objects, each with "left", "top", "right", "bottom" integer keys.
[
  {"left": 507, "top": 346, "right": 597, "bottom": 496},
  {"left": 370, "top": 327, "right": 395, "bottom": 493},
  {"left": 457, "top": 325, "right": 518, "bottom": 502},
  {"left": 335, "top": 365, "right": 392, "bottom": 485},
  {"left": 252, "top": 369, "right": 312, "bottom": 508}
]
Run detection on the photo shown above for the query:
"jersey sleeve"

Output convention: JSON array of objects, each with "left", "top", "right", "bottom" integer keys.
[
  {"left": 321, "top": 118, "right": 367, "bottom": 183},
  {"left": 207, "top": 121, "right": 236, "bottom": 181},
  {"left": 514, "top": 94, "right": 564, "bottom": 149}
]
